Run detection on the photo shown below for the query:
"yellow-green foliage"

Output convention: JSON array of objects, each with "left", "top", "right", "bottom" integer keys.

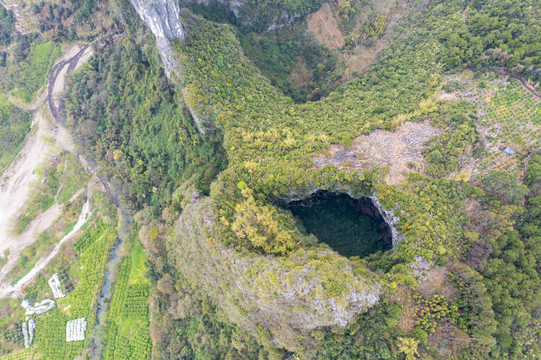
[
  {"left": 104, "top": 241, "right": 151, "bottom": 360},
  {"left": 8, "top": 41, "right": 61, "bottom": 103},
  {"left": 230, "top": 188, "right": 297, "bottom": 255},
  {"left": 453, "top": 73, "right": 541, "bottom": 178},
  {"left": 0, "top": 94, "right": 32, "bottom": 172},
  {"left": 56, "top": 153, "right": 89, "bottom": 205},
  {"left": 32, "top": 224, "right": 115, "bottom": 359},
  {"left": 362, "top": 14, "right": 387, "bottom": 42},
  {"left": 170, "top": 196, "right": 381, "bottom": 352},
  {"left": 14, "top": 151, "right": 88, "bottom": 234},
  {"left": 177, "top": 10, "right": 453, "bottom": 259},
  {"left": 0, "top": 348, "right": 37, "bottom": 360}
]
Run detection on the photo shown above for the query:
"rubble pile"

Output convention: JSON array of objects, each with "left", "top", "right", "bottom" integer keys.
[{"left": 410, "top": 255, "right": 434, "bottom": 281}]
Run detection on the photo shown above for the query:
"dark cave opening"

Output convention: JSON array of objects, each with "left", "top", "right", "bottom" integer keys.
[{"left": 284, "top": 191, "right": 393, "bottom": 258}]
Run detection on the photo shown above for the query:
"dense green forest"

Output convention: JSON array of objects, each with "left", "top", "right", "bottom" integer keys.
[
  {"left": 0, "top": 6, "right": 15, "bottom": 46},
  {"left": 65, "top": 29, "right": 227, "bottom": 211},
  {"left": 62, "top": 1, "right": 541, "bottom": 358}
]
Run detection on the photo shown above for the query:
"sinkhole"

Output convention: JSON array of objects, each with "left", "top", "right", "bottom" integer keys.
[{"left": 284, "top": 191, "right": 393, "bottom": 258}]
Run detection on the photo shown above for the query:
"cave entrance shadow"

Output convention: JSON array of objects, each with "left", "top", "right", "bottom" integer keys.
[{"left": 284, "top": 191, "right": 392, "bottom": 258}]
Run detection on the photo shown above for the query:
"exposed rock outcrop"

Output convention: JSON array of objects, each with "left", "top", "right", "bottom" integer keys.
[
  {"left": 129, "top": 0, "right": 185, "bottom": 77},
  {"left": 130, "top": 0, "right": 209, "bottom": 133},
  {"left": 410, "top": 255, "right": 433, "bottom": 281},
  {"left": 369, "top": 195, "right": 404, "bottom": 249},
  {"left": 171, "top": 196, "right": 381, "bottom": 351}
]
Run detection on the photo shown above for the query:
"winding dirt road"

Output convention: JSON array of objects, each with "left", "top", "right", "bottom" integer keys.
[
  {"left": 0, "top": 44, "right": 94, "bottom": 297},
  {"left": 48, "top": 44, "right": 91, "bottom": 121}
]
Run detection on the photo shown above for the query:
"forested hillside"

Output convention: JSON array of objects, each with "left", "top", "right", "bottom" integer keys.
[{"left": 0, "top": 0, "right": 539, "bottom": 359}]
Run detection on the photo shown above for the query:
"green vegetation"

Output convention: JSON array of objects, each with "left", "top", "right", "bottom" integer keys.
[
  {"left": 33, "top": 223, "right": 116, "bottom": 359},
  {"left": 238, "top": 25, "right": 339, "bottom": 102},
  {"left": 0, "top": 219, "right": 115, "bottom": 359},
  {"left": 104, "top": 241, "right": 152, "bottom": 360},
  {"left": 2, "top": 0, "right": 540, "bottom": 359},
  {"left": 286, "top": 193, "right": 391, "bottom": 258},
  {"left": 450, "top": 73, "right": 541, "bottom": 177},
  {"left": 55, "top": 153, "right": 89, "bottom": 204},
  {"left": 91, "top": 190, "right": 118, "bottom": 225},
  {"left": 0, "top": 94, "right": 32, "bottom": 172},
  {"left": 14, "top": 151, "right": 87, "bottom": 234},
  {"left": 7, "top": 40, "right": 60, "bottom": 103},
  {"left": 65, "top": 30, "right": 226, "bottom": 211},
  {"left": 0, "top": 251, "right": 8, "bottom": 269},
  {"left": 176, "top": 9, "right": 444, "bottom": 260},
  {"left": 238, "top": 0, "right": 325, "bottom": 31},
  {"left": 156, "top": 3, "right": 540, "bottom": 358},
  {"left": 479, "top": 156, "right": 541, "bottom": 358},
  {"left": 438, "top": 0, "right": 541, "bottom": 84},
  {"left": 0, "top": 6, "right": 15, "bottom": 46}
]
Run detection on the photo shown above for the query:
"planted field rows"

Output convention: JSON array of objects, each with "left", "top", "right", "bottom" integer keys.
[{"left": 452, "top": 73, "right": 541, "bottom": 179}]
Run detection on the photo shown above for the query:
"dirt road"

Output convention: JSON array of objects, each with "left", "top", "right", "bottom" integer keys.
[
  {"left": 0, "top": 44, "right": 93, "bottom": 296},
  {"left": 0, "top": 196, "right": 91, "bottom": 298},
  {"left": 48, "top": 44, "right": 92, "bottom": 122}
]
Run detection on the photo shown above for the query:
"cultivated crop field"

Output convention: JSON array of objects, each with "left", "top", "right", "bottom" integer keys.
[
  {"left": 451, "top": 72, "right": 541, "bottom": 179},
  {"left": 0, "top": 222, "right": 116, "bottom": 360},
  {"left": 104, "top": 241, "right": 152, "bottom": 360},
  {"left": 32, "top": 222, "right": 115, "bottom": 359}
]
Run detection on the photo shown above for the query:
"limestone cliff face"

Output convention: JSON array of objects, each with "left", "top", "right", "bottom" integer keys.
[
  {"left": 130, "top": 1, "right": 210, "bottom": 133},
  {"left": 171, "top": 197, "right": 382, "bottom": 350},
  {"left": 130, "top": 0, "right": 184, "bottom": 77},
  {"left": 369, "top": 195, "right": 404, "bottom": 249}
]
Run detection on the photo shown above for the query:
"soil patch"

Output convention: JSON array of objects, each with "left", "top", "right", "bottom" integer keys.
[
  {"left": 313, "top": 120, "right": 441, "bottom": 184},
  {"left": 0, "top": 43, "right": 92, "bottom": 294},
  {"left": 306, "top": 3, "right": 344, "bottom": 50}
]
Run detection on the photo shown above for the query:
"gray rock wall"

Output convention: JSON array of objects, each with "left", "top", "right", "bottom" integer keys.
[
  {"left": 130, "top": 0, "right": 209, "bottom": 134},
  {"left": 171, "top": 197, "right": 382, "bottom": 351},
  {"left": 130, "top": 0, "right": 184, "bottom": 77}
]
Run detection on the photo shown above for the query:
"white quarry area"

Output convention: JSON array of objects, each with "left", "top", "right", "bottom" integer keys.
[
  {"left": 48, "top": 273, "right": 65, "bottom": 298},
  {"left": 0, "top": 44, "right": 94, "bottom": 300},
  {"left": 22, "top": 316, "right": 36, "bottom": 349},
  {"left": 22, "top": 298, "right": 56, "bottom": 315},
  {"left": 66, "top": 317, "right": 87, "bottom": 342}
]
